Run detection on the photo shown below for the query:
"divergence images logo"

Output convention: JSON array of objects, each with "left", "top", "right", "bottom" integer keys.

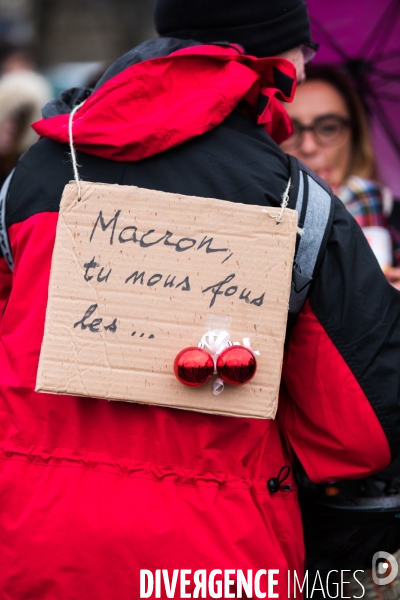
[{"left": 372, "top": 551, "right": 399, "bottom": 586}]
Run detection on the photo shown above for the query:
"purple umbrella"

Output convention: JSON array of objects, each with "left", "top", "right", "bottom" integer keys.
[{"left": 306, "top": 0, "right": 400, "bottom": 196}]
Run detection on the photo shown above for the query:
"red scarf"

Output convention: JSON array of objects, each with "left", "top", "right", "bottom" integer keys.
[{"left": 33, "top": 44, "right": 296, "bottom": 162}]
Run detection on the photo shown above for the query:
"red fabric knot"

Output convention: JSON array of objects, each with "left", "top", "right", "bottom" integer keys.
[{"left": 32, "top": 44, "right": 296, "bottom": 161}]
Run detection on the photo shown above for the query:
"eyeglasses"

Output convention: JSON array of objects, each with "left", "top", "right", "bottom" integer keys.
[
  {"left": 285, "top": 115, "right": 351, "bottom": 148},
  {"left": 300, "top": 41, "right": 319, "bottom": 65}
]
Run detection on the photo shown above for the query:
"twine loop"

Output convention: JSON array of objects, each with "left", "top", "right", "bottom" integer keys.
[
  {"left": 262, "top": 178, "right": 291, "bottom": 223},
  {"left": 68, "top": 100, "right": 86, "bottom": 201}
]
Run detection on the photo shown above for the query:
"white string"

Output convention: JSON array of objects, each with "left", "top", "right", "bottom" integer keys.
[
  {"left": 262, "top": 178, "right": 291, "bottom": 224},
  {"left": 277, "top": 178, "right": 291, "bottom": 223},
  {"left": 200, "top": 330, "right": 231, "bottom": 363},
  {"left": 68, "top": 100, "right": 86, "bottom": 200},
  {"left": 213, "top": 377, "right": 225, "bottom": 396}
]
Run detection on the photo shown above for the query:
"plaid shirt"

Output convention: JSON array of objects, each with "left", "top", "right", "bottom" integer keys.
[{"left": 338, "top": 176, "right": 400, "bottom": 266}]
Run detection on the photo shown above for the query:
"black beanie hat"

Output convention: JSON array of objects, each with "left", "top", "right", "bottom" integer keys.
[{"left": 154, "top": 0, "right": 311, "bottom": 58}]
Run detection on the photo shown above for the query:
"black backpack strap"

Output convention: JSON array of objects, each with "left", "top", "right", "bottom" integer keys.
[
  {"left": 0, "top": 169, "right": 15, "bottom": 272},
  {"left": 286, "top": 156, "right": 334, "bottom": 340}
]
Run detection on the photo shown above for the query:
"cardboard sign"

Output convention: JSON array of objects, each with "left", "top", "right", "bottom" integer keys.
[{"left": 36, "top": 182, "right": 297, "bottom": 419}]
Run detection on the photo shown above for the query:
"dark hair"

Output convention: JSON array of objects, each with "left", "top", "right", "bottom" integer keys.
[{"left": 305, "top": 65, "right": 376, "bottom": 181}]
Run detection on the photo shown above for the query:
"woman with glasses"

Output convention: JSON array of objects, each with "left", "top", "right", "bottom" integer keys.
[
  {"left": 281, "top": 65, "right": 400, "bottom": 282},
  {"left": 281, "top": 66, "right": 375, "bottom": 193}
]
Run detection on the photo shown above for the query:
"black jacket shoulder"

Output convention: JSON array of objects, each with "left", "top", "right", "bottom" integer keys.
[{"left": 6, "top": 112, "right": 290, "bottom": 228}]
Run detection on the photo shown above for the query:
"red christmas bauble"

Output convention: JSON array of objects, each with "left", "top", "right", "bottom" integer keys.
[
  {"left": 174, "top": 347, "right": 214, "bottom": 387},
  {"left": 216, "top": 346, "right": 257, "bottom": 386}
]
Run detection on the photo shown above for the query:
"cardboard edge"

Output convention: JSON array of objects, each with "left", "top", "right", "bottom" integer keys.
[
  {"left": 36, "top": 183, "right": 79, "bottom": 392},
  {"left": 69, "top": 180, "right": 299, "bottom": 220},
  {"left": 35, "top": 384, "right": 275, "bottom": 419}
]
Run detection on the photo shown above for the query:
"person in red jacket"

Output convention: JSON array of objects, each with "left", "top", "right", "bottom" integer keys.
[{"left": 0, "top": 1, "right": 399, "bottom": 598}]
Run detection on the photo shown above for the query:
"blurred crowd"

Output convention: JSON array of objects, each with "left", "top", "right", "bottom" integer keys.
[{"left": 0, "top": 41, "right": 51, "bottom": 184}]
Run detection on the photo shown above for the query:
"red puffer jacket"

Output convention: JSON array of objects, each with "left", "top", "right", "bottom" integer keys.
[{"left": 0, "top": 40, "right": 398, "bottom": 600}]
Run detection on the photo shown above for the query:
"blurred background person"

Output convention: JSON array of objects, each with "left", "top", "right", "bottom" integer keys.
[
  {"left": 0, "top": 68, "right": 51, "bottom": 184},
  {"left": 0, "top": 0, "right": 157, "bottom": 182},
  {"left": 281, "top": 65, "right": 400, "bottom": 285}
]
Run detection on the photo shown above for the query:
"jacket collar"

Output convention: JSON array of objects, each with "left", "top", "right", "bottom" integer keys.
[{"left": 34, "top": 39, "right": 296, "bottom": 162}]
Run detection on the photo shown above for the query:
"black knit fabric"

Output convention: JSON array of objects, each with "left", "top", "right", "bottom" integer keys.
[{"left": 153, "top": 0, "right": 311, "bottom": 58}]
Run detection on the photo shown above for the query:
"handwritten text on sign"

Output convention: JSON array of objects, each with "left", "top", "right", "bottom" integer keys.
[
  {"left": 36, "top": 182, "right": 297, "bottom": 419},
  {"left": 74, "top": 208, "right": 267, "bottom": 335}
]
